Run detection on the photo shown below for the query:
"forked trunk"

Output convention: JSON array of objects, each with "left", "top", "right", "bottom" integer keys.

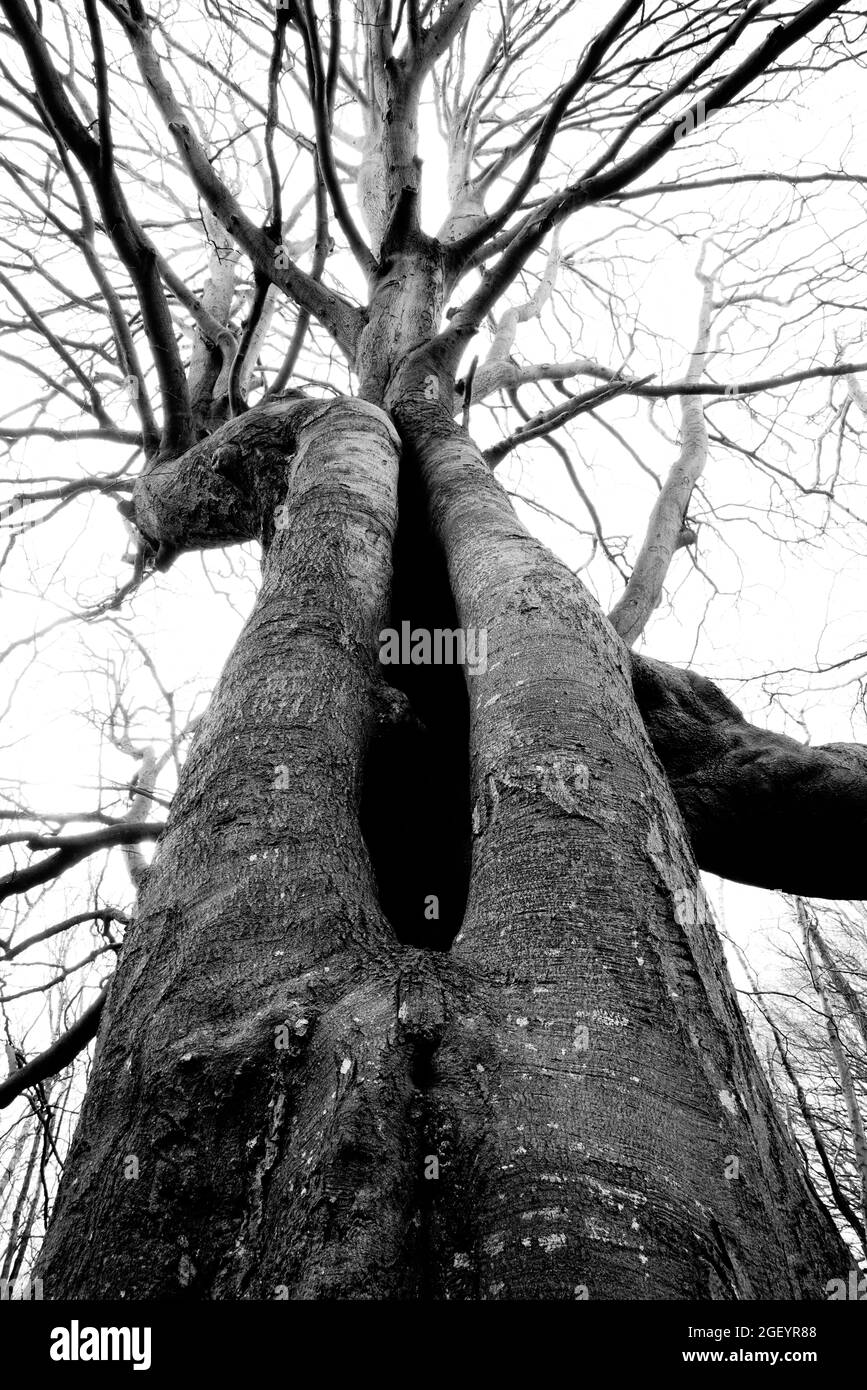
[{"left": 37, "top": 387, "right": 850, "bottom": 1299}]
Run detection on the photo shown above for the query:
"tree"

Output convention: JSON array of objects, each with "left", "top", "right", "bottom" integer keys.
[
  {"left": 0, "top": 0, "right": 865, "bottom": 1298},
  {"left": 729, "top": 900, "right": 867, "bottom": 1265}
]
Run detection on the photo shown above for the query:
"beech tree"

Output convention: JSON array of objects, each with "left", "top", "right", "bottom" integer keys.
[{"left": 1, "top": 0, "right": 867, "bottom": 1299}]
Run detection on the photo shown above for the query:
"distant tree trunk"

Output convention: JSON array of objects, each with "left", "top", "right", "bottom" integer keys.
[{"left": 36, "top": 375, "right": 849, "bottom": 1299}]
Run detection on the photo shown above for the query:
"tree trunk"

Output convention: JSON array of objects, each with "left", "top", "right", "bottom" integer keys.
[{"left": 36, "top": 383, "right": 851, "bottom": 1300}]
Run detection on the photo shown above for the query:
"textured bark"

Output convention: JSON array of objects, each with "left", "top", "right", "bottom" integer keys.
[
  {"left": 5, "top": 0, "right": 857, "bottom": 1305},
  {"left": 34, "top": 384, "right": 857, "bottom": 1299},
  {"left": 380, "top": 362, "right": 851, "bottom": 1299},
  {"left": 632, "top": 654, "right": 867, "bottom": 897},
  {"left": 356, "top": 212, "right": 444, "bottom": 406},
  {"left": 36, "top": 382, "right": 855, "bottom": 1299},
  {"left": 37, "top": 398, "right": 433, "bottom": 1297}
]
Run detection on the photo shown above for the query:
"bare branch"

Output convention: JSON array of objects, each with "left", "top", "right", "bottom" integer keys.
[
  {"left": 800, "top": 901, "right": 867, "bottom": 1239},
  {"left": 0, "top": 0, "right": 195, "bottom": 455},
  {"left": 416, "top": 0, "right": 481, "bottom": 76},
  {"left": 442, "top": 0, "right": 843, "bottom": 348},
  {"left": 608, "top": 265, "right": 712, "bottom": 645},
  {"left": 109, "top": 0, "right": 363, "bottom": 355},
  {"left": 444, "top": 0, "right": 644, "bottom": 261},
  {"left": 0, "top": 823, "right": 162, "bottom": 904},
  {"left": 0, "top": 993, "right": 105, "bottom": 1110}
]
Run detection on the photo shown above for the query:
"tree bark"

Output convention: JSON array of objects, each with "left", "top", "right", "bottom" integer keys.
[
  {"left": 38, "top": 398, "right": 431, "bottom": 1297},
  {"left": 36, "top": 386, "right": 853, "bottom": 1299},
  {"left": 631, "top": 654, "right": 867, "bottom": 898},
  {"left": 383, "top": 370, "right": 850, "bottom": 1297}
]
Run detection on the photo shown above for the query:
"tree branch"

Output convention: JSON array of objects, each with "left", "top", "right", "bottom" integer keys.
[
  {"left": 109, "top": 0, "right": 363, "bottom": 357},
  {"left": 1, "top": 909, "right": 130, "bottom": 962},
  {"left": 1, "top": 0, "right": 194, "bottom": 454},
  {"left": 444, "top": 0, "right": 643, "bottom": 261},
  {"left": 0, "top": 992, "right": 106, "bottom": 1111},
  {"left": 0, "top": 822, "right": 162, "bottom": 904},
  {"left": 442, "top": 0, "right": 843, "bottom": 345},
  {"left": 608, "top": 265, "right": 712, "bottom": 645},
  {"left": 632, "top": 652, "right": 867, "bottom": 900},
  {"left": 807, "top": 918, "right": 867, "bottom": 1054},
  {"left": 416, "top": 0, "right": 480, "bottom": 77},
  {"left": 730, "top": 938, "right": 866, "bottom": 1252},
  {"left": 801, "top": 900, "right": 867, "bottom": 1237},
  {"left": 297, "top": 0, "right": 376, "bottom": 276},
  {"left": 483, "top": 374, "right": 653, "bottom": 464}
]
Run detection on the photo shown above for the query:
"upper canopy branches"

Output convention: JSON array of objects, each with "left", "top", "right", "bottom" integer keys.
[
  {"left": 0, "top": 0, "right": 855, "bottom": 460},
  {"left": 1, "top": 2, "right": 866, "bottom": 737}
]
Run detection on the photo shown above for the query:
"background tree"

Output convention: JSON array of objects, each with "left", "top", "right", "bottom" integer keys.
[
  {"left": 728, "top": 899, "right": 867, "bottom": 1266},
  {"left": 1, "top": 0, "right": 867, "bottom": 1298}
]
